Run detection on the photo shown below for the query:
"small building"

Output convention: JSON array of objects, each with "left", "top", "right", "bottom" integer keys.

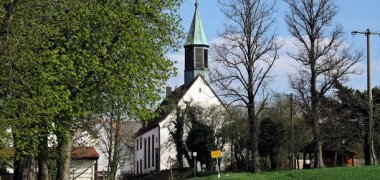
[
  {"left": 70, "top": 147, "right": 99, "bottom": 180},
  {"left": 301, "top": 143, "right": 357, "bottom": 168}
]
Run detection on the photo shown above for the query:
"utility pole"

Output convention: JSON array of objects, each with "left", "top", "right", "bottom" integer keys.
[
  {"left": 289, "top": 93, "right": 294, "bottom": 169},
  {"left": 351, "top": 29, "right": 380, "bottom": 165}
]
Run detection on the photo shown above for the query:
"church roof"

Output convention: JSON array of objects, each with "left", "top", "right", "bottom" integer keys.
[
  {"left": 184, "top": 2, "right": 209, "bottom": 46},
  {"left": 136, "top": 81, "right": 194, "bottom": 135}
]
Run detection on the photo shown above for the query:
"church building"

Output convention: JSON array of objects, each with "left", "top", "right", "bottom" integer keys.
[{"left": 133, "top": 2, "right": 225, "bottom": 175}]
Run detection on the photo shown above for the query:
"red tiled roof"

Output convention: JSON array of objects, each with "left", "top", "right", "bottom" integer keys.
[{"left": 71, "top": 147, "right": 99, "bottom": 159}]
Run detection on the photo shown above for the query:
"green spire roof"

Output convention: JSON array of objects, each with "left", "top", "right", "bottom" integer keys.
[{"left": 185, "top": 2, "right": 209, "bottom": 46}]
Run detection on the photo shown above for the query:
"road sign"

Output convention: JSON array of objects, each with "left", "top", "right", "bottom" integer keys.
[{"left": 211, "top": 150, "right": 222, "bottom": 158}]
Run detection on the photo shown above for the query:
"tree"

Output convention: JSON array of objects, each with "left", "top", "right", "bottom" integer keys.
[
  {"left": 169, "top": 106, "right": 191, "bottom": 168},
  {"left": 258, "top": 118, "right": 285, "bottom": 170},
  {"left": 285, "top": 0, "right": 362, "bottom": 168},
  {"left": 1, "top": 1, "right": 72, "bottom": 179},
  {"left": 1, "top": 0, "right": 183, "bottom": 179},
  {"left": 221, "top": 107, "right": 249, "bottom": 171},
  {"left": 96, "top": 119, "right": 141, "bottom": 179},
  {"left": 169, "top": 102, "right": 227, "bottom": 170},
  {"left": 334, "top": 82, "right": 380, "bottom": 165},
  {"left": 213, "top": 0, "right": 280, "bottom": 172},
  {"left": 186, "top": 120, "right": 216, "bottom": 171}
]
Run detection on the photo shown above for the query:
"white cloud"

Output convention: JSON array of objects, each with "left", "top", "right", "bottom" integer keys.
[{"left": 166, "top": 53, "right": 185, "bottom": 88}]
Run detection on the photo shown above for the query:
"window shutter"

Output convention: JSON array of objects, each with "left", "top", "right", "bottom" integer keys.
[{"left": 195, "top": 48, "right": 203, "bottom": 68}]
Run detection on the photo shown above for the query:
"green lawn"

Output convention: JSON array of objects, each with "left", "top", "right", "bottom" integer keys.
[{"left": 189, "top": 165, "right": 380, "bottom": 180}]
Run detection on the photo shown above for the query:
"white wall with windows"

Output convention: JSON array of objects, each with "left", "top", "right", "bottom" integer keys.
[{"left": 134, "top": 76, "right": 224, "bottom": 174}]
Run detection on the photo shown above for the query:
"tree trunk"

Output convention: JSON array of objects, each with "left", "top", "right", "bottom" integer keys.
[
  {"left": 38, "top": 135, "right": 49, "bottom": 180},
  {"left": 333, "top": 151, "right": 337, "bottom": 167},
  {"left": 315, "top": 135, "right": 324, "bottom": 168},
  {"left": 313, "top": 125, "right": 324, "bottom": 168},
  {"left": 311, "top": 49, "right": 325, "bottom": 168},
  {"left": 248, "top": 102, "right": 260, "bottom": 173},
  {"left": 14, "top": 155, "right": 35, "bottom": 180},
  {"left": 270, "top": 154, "right": 277, "bottom": 170},
  {"left": 109, "top": 132, "right": 119, "bottom": 180},
  {"left": 56, "top": 129, "right": 73, "bottom": 180}
]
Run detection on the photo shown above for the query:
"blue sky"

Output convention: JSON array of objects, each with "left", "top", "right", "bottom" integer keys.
[{"left": 167, "top": 0, "right": 380, "bottom": 93}]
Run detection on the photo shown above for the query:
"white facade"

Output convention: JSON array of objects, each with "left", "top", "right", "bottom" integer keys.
[
  {"left": 134, "top": 127, "right": 160, "bottom": 174},
  {"left": 134, "top": 76, "right": 225, "bottom": 174}
]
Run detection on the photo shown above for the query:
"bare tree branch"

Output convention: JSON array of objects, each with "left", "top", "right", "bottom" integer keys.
[
  {"left": 285, "top": 0, "right": 362, "bottom": 168},
  {"left": 212, "top": 0, "right": 279, "bottom": 173}
]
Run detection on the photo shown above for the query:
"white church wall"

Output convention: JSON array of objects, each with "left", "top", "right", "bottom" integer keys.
[
  {"left": 159, "top": 77, "right": 225, "bottom": 170},
  {"left": 179, "top": 77, "right": 221, "bottom": 107},
  {"left": 159, "top": 112, "right": 177, "bottom": 171},
  {"left": 134, "top": 77, "right": 228, "bottom": 175}
]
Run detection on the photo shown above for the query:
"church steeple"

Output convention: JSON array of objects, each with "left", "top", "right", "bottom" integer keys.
[
  {"left": 184, "top": 1, "right": 209, "bottom": 86},
  {"left": 185, "top": 1, "right": 209, "bottom": 46}
]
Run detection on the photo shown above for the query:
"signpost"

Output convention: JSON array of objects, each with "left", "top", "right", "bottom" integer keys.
[
  {"left": 167, "top": 156, "right": 175, "bottom": 180},
  {"left": 193, "top": 152, "right": 197, "bottom": 177},
  {"left": 211, "top": 150, "right": 222, "bottom": 180}
]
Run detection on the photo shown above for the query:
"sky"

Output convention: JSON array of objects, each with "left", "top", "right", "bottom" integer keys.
[{"left": 167, "top": 0, "right": 380, "bottom": 93}]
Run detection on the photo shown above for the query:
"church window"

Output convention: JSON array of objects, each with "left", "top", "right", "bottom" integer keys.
[
  {"left": 152, "top": 134, "right": 155, "bottom": 167},
  {"left": 185, "top": 47, "right": 194, "bottom": 70},
  {"left": 195, "top": 48, "right": 203, "bottom": 68},
  {"left": 148, "top": 137, "right": 151, "bottom": 168},
  {"left": 144, "top": 138, "right": 146, "bottom": 169},
  {"left": 204, "top": 49, "right": 208, "bottom": 68}
]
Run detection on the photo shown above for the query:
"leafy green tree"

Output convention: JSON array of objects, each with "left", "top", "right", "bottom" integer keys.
[
  {"left": 334, "top": 82, "right": 380, "bottom": 164},
  {"left": 169, "top": 106, "right": 190, "bottom": 168},
  {"left": 1, "top": 0, "right": 183, "bottom": 179},
  {"left": 259, "top": 118, "right": 285, "bottom": 170},
  {"left": 186, "top": 120, "right": 216, "bottom": 171},
  {"left": 1, "top": 1, "right": 72, "bottom": 179}
]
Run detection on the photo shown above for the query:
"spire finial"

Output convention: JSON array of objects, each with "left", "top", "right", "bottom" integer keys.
[{"left": 195, "top": 0, "right": 198, "bottom": 8}]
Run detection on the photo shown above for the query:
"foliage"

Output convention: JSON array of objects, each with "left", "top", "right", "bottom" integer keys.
[
  {"left": 186, "top": 120, "right": 216, "bottom": 171},
  {"left": 334, "top": 82, "right": 380, "bottom": 160},
  {"left": 170, "top": 106, "right": 189, "bottom": 168},
  {"left": 1, "top": 0, "right": 183, "bottom": 178},
  {"left": 258, "top": 118, "right": 285, "bottom": 170},
  {"left": 260, "top": 93, "right": 312, "bottom": 170},
  {"left": 221, "top": 107, "right": 249, "bottom": 171},
  {"left": 169, "top": 103, "right": 222, "bottom": 170}
]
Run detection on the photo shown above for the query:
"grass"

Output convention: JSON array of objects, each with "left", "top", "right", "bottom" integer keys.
[{"left": 189, "top": 165, "right": 380, "bottom": 180}]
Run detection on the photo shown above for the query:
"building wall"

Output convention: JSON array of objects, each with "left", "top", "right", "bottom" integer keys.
[
  {"left": 159, "top": 113, "right": 177, "bottom": 171},
  {"left": 70, "top": 160, "right": 97, "bottom": 180},
  {"left": 178, "top": 77, "right": 221, "bottom": 107},
  {"left": 135, "top": 77, "right": 225, "bottom": 174},
  {"left": 134, "top": 127, "right": 159, "bottom": 174}
]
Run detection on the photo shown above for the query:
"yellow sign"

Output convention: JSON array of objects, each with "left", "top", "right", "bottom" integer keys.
[{"left": 211, "top": 150, "right": 222, "bottom": 158}]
